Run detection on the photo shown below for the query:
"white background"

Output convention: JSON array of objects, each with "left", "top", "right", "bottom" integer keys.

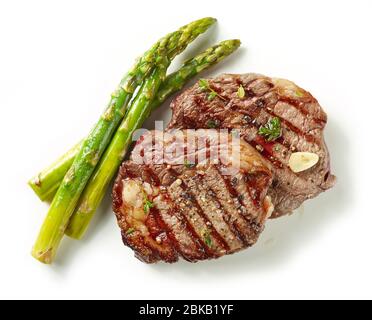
[{"left": 0, "top": 0, "right": 371, "bottom": 300}]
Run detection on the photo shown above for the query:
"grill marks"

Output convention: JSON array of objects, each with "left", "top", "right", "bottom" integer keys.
[
  {"left": 144, "top": 208, "right": 178, "bottom": 262},
  {"left": 153, "top": 194, "right": 206, "bottom": 261},
  {"left": 113, "top": 136, "right": 273, "bottom": 263},
  {"left": 236, "top": 92, "right": 322, "bottom": 148},
  {"left": 166, "top": 161, "right": 272, "bottom": 256},
  {"left": 168, "top": 73, "right": 336, "bottom": 218},
  {"left": 167, "top": 178, "right": 226, "bottom": 257},
  {"left": 172, "top": 75, "right": 324, "bottom": 164},
  {"left": 217, "top": 77, "right": 323, "bottom": 141},
  {"left": 183, "top": 172, "right": 242, "bottom": 252},
  {"left": 170, "top": 75, "right": 328, "bottom": 203},
  {"left": 226, "top": 170, "right": 262, "bottom": 220},
  {"left": 190, "top": 91, "right": 322, "bottom": 173},
  {"left": 204, "top": 166, "right": 264, "bottom": 246},
  {"left": 245, "top": 88, "right": 324, "bottom": 150},
  {"left": 278, "top": 95, "right": 326, "bottom": 126},
  {"left": 245, "top": 77, "right": 325, "bottom": 129},
  {"left": 152, "top": 166, "right": 214, "bottom": 260},
  {"left": 112, "top": 73, "right": 336, "bottom": 262}
]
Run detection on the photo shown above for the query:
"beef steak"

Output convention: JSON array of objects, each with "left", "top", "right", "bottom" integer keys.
[
  {"left": 112, "top": 130, "right": 274, "bottom": 263},
  {"left": 168, "top": 73, "right": 336, "bottom": 217}
]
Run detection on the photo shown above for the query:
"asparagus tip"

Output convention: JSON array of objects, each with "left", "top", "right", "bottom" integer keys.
[{"left": 220, "top": 39, "right": 241, "bottom": 48}]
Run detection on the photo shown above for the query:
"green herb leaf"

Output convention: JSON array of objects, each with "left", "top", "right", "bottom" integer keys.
[
  {"left": 198, "top": 78, "right": 226, "bottom": 101},
  {"left": 258, "top": 117, "right": 282, "bottom": 141},
  {"left": 206, "top": 119, "right": 220, "bottom": 129},
  {"left": 126, "top": 228, "right": 135, "bottom": 235},
  {"left": 203, "top": 230, "right": 213, "bottom": 248},
  {"left": 199, "top": 79, "right": 209, "bottom": 90},
  {"left": 295, "top": 90, "right": 304, "bottom": 98},
  {"left": 144, "top": 200, "right": 154, "bottom": 213},
  {"left": 208, "top": 92, "right": 217, "bottom": 100},
  {"left": 237, "top": 85, "right": 245, "bottom": 99},
  {"left": 184, "top": 160, "right": 196, "bottom": 168},
  {"left": 143, "top": 194, "right": 154, "bottom": 214}
]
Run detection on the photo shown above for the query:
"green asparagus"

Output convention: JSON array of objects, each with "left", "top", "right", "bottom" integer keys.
[
  {"left": 31, "top": 18, "right": 216, "bottom": 264},
  {"left": 28, "top": 141, "right": 82, "bottom": 202},
  {"left": 29, "top": 39, "right": 241, "bottom": 203},
  {"left": 66, "top": 65, "right": 168, "bottom": 238},
  {"left": 66, "top": 39, "right": 241, "bottom": 239}
]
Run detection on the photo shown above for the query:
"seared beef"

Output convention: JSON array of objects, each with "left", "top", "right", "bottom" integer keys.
[
  {"left": 168, "top": 73, "right": 336, "bottom": 217},
  {"left": 112, "top": 130, "right": 274, "bottom": 263}
]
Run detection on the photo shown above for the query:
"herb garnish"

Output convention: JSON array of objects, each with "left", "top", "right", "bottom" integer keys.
[
  {"left": 237, "top": 85, "right": 245, "bottom": 99},
  {"left": 206, "top": 119, "right": 220, "bottom": 129},
  {"left": 203, "top": 230, "right": 213, "bottom": 248},
  {"left": 184, "top": 159, "right": 196, "bottom": 168},
  {"left": 126, "top": 228, "right": 135, "bottom": 235},
  {"left": 295, "top": 90, "right": 304, "bottom": 98},
  {"left": 143, "top": 194, "right": 154, "bottom": 214},
  {"left": 199, "top": 79, "right": 226, "bottom": 101},
  {"left": 258, "top": 117, "right": 282, "bottom": 141}
]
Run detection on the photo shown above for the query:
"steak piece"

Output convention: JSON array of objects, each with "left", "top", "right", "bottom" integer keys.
[
  {"left": 168, "top": 73, "right": 336, "bottom": 217},
  {"left": 112, "top": 130, "right": 274, "bottom": 263}
]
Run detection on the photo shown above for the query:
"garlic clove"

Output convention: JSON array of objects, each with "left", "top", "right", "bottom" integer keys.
[
  {"left": 122, "top": 180, "right": 143, "bottom": 208},
  {"left": 289, "top": 152, "right": 319, "bottom": 173}
]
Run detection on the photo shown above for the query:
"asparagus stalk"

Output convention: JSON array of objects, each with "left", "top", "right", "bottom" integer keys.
[
  {"left": 29, "top": 39, "right": 241, "bottom": 203},
  {"left": 28, "top": 141, "right": 82, "bottom": 201},
  {"left": 66, "top": 66, "right": 168, "bottom": 238},
  {"left": 151, "top": 39, "right": 241, "bottom": 109},
  {"left": 66, "top": 39, "right": 241, "bottom": 239},
  {"left": 31, "top": 18, "right": 216, "bottom": 264}
]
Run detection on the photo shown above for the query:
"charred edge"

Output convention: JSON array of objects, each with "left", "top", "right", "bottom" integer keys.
[
  {"left": 121, "top": 230, "right": 160, "bottom": 264},
  {"left": 112, "top": 164, "right": 126, "bottom": 212}
]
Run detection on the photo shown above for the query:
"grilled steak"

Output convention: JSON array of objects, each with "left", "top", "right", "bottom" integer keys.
[
  {"left": 112, "top": 130, "right": 274, "bottom": 263},
  {"left": 168, "top": 73, "right": 336, "bottom": 217}
]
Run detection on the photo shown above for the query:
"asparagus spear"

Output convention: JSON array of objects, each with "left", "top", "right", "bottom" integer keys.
[
  {"left": 29, "top": 141, "right": 82, "bottom": 202},
  {"left": 29, "top": 39, "right": 241, "bottom": 202},
  {"left": 151, "top": 39, "right": 241, "bottom": 109},
  {"left": 66, "top": 66, "right": 168, "bottom": 238},
  {"left": 31, "top": 18, "right": 216, "bottom": 264},
  {"left": 66, "top": 39, "right": 241, "bottom": 239}
]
